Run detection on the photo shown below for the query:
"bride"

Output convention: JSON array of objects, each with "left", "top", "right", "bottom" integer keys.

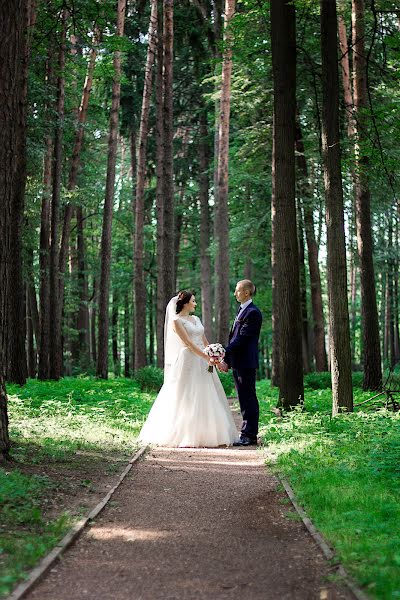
[{"left": 138, "top": 291, "right": 238, "bottom": 447}]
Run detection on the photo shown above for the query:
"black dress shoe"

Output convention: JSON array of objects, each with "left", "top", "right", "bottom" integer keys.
[{"left": 233, "top": 436, "right": 258, "bottom": 447}]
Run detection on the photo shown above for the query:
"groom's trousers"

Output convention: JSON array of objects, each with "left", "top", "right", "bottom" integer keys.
[{"left": 232, "top": 368, "right": 259, "bottom": 439}]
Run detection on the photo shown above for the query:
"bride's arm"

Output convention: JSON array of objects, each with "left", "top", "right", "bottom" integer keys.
[
  {"left": 173, "top": 320, "right": 210, "bottom": 361},
  {"left": 202, "top": 334, "right": 210, "bottom": 347}
]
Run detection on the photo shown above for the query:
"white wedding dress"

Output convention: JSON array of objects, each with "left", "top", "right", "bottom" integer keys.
[{"left": 138, "top": 315, "right": 238, "bottom": 447}]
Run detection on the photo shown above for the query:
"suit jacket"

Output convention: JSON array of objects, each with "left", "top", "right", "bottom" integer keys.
[{"left": 224, "top": 303, "right": 262, "bottom": 370}]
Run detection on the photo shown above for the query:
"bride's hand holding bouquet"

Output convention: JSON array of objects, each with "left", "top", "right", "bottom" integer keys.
[{"left": 203, "top": 343, "right": 226, "bottom": 373}]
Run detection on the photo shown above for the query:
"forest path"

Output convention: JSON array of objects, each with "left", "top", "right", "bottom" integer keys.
[{"left": 27, "top": 408, "right": 353, "bottom": 600}]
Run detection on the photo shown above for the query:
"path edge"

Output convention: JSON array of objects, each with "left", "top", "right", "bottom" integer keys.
[
  {"left": 5, "top": 445, "right": 149, "bottom": 600},
  {"left": 278, "top": 474, "right": 370, "bottom": 600}
]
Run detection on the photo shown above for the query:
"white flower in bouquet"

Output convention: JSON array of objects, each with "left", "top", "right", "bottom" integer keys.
[{"left": 203, "top": 343, "right": 225, "bottom": 373}]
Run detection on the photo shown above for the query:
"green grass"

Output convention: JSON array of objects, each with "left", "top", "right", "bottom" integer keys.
[
  {"left": 0, "top": 377, "right": 155, "bottom": 597},
  {"left": 257, "top": 378, "right": 400, "bottom": 599},
  {"left": 2, "top": 374, "right": 399, "bottom": 598}
]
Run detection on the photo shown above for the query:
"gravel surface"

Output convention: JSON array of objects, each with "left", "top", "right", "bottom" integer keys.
[{"left": 27, "top": 411, "right": 353, "bottom": 600}]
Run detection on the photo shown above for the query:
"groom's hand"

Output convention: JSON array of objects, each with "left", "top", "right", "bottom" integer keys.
[{"left": 218, "top": 361, "right": 229, "bottom": 373}]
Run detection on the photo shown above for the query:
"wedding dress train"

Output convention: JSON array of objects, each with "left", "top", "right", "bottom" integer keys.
[{"left": 138, "top": 315, "right": 238, "bottom": 447}]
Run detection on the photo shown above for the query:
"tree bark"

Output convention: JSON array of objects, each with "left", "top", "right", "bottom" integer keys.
[
  {"left": 58, "top": 27, "right": 100, "bottom": 371},
  {"left": 59, "top": 27, "right": 100, "bottom": 283},
  {"left": 38, "top": 103, "right": 52, "bottom": 379},
  {"left": 76, "top": 206, "right": 90, "bottom": 368},
  {"left": 162, "top": 0, "right": 175, "bottom": 303},
  {"left": 124, "top": 292, "right": 130, "bottom": 377},
  {"left": 337, "top": 5, "right": 356, "bottom": 139},
  {"left": 271, "top": 197, "right": 280, "bottom": 386},
  {"left": 91, "top": 276, "right": 98, "bottom": 365},
  {"left": 96, "top": 0, "right": 126, "bottom": 378},
  {"left": 387, "top": 213, "right": 395, "bottom": 367},
  {"left": 199, "top": 111, "right": 213, "bottom": 341},
  {"left": 112, "top": 292, "right": 120, "bottom": 376},
  {"left": 155, "top": 0, "right": 165, "bottom": 368},
  {"left": 6, "top": 0, "right": 32, "bottom": 384},
  {"left": 320, "top": 0, "right": 353, "bottom": 414},
  {"left": 295, "top": 121, "right": 328, "bottom": 371},
  {"left": 133, "top": 0, "right": 157, "bottom": 371},
  {"left": 352, "top": 0, "right": 382, "bottom": 389},
  {"left": 216, "top": 0, "right": 235, "bottom": 345},
  {"left": 297, "top": 203, "right": 310, "bottom": 373},
  {"left": 27, "top": 288, "right": 36, "bottom": 378},
  {"left": 49, "top": 10, "right": 67, "bottom": 380},
  {"left": 212, "top": 0, "right": 223, "bottom": 339},
  {"left": 394, "top": 213, "right": 400, "bottom": 364},
  {"left": 271, "top": 0, "right": 304, "bottom": 407},
  {"left": 0, "top": 0, "right": 28, "bottom": 455}
]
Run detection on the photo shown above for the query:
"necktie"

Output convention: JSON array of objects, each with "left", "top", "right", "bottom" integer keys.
[{"left": 234, "top": 306, "right": 243, "bottom": 325}]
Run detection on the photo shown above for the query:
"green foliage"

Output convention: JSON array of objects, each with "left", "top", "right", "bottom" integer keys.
[
  {"left": 217, "top": 371, "right": 235, "bottom": 397},
  {"left": 1, "top": 378, "right": 154, "bottom": 597},
  {"left": 257, "top": 378, "right": 400, "bottom": 599},
  {"left": 303, "top": 371, "right": 364, "bottom": 390},
  {"left": 135, "top": 366, "right": 164, "bottom": 392}
]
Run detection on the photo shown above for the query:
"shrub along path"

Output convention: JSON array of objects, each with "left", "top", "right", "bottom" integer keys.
[{"left": 26, "top": 408, "right": 352, "bottom": 600}]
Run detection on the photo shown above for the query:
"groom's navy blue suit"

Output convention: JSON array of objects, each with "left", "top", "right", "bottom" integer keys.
[{"left": 224, "top": 302, "right": 262, "bottom": 440}]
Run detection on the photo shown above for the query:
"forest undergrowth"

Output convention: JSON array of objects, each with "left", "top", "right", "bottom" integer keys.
[
  {"left": 258, "top": 377, "right": 400, "bottom": 600},
  {"left": 0, "top": 374, "right": 398, "bottom": 598}
]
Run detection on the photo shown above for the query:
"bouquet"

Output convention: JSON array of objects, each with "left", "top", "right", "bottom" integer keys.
[{"left": 203, "top": 343, "right": 225, "bottom": 373}]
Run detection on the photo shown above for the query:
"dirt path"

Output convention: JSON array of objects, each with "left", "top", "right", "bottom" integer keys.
[{"left": 26, "top": 415, "right": 353, "bottom": 600}]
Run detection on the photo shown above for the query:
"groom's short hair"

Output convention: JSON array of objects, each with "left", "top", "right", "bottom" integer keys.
[{"left": 240, "top": 279, "right": 256, "bottom": 296}]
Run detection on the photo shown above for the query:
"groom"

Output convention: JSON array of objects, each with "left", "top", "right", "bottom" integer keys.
[{"left": 219, "top": 280, "right": 262, "bottom": 446}]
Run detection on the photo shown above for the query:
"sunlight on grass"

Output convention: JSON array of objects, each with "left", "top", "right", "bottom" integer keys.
[
  {"left": 257, "top": 378, "right": 400, "bottom": 600},
  {"left": 0, "top": 377, "right": 154, "bottom": 598}
]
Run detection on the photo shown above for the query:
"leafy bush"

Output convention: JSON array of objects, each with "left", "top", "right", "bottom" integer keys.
[
  {"left": 303, "top": 371, "right": 364, "bottom": 390},
  {"left": 135, "top": 366, "right": 164, "bottom": 392},
  {"left": 217, "top": 370, "right": 235, "bottom": 396},
  {"left": 304, "top": 371, "right": 332, "bottom": 389}
]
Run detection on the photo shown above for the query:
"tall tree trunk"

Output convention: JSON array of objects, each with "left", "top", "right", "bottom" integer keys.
[
  {"left": 271, "top": 204, "right": 280, "bottom": 386},
  {"left": 76, "top": 206, "right": 90, "bottom": 368},
  {"left": 352, "top": 0, "right": 382, "bottom": 389},
  {"left": 337, "top": 5, "right": 356, "bottom": 139},
  {"left": 387, "top": 213, "right": 395, "bottom": 367},
  {"left": 320, "top": 0, "right": 353, "bottom": 414},
  {"left": 271, "top": 0, "right": 304, "bottom": 407},
  {"left": 124, "top": 292, "right": 130, "bottom": 377},
  {"left": 26, "top": 249, "right": 39, "bottom": 345},
  {"left": 38, "top": 93, "right": 53, "bottom": 379},
  {"left": 112, "top": 292, "right": 120, "bottom": 376},
  {"left": 49, "top": 10, "right": 67, "bottom": 380},
  {"left": 6, "top": 0, "right": 33, "bottom": 385},
  {"left": 162, "top": 0, "right": 175, "bottom": 302},
  {"left": 59, "top": 27, "right": 100, "bottom": 370},
  {"left": 155, "top": 0, "right": 165, "bottom": 368},
  {"left": 394, "top": 213, "right": 400, "bottom": 364},
  {"left": 130, "top": 126, "right": 137, "bottom": 372},
  {"left": 350, "top": 259, "right": 358, "bottom": 363},
  {"left": 133, "top": 0, "right": 157, "bottom": 371},
  {"left": 199, "top": 111, "right": 212, "bottom": 341},
  {"left": 297, "top": 204, "right": 310, "bottom": 373},
  {"left": 27, "top": 288, "right": 36, "bottom": 378},
  {"left": 96, "top": 0, "right": 126, "bottom": 378},
  {"left": 212, "top": 0, "right": 223, "bottom": 339},
  {"left": 0, "top": 0, "right": 28, "bottom": 455},
  {"left": 149, "top": 278, "right": 154, "bottom": 364},
  {"left": 216, "top": 0, "right": 235, "bottom": 345},
  {"left": 295, "top": 121, "right": 328, "bottom": 371},
  {"left": 91, "top": 276, "right": 98, "bottom": 365}
]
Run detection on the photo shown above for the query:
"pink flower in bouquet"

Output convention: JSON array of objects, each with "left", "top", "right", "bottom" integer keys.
[{"left": 203, "top": 343, "right": 225, "bottom": 372}]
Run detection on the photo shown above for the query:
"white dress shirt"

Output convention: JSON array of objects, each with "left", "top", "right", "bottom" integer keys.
[{"left": 234, "top": 299, "right": 253, "bottom": 325}]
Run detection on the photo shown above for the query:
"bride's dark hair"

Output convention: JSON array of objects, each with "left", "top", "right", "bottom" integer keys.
[{"left": 176, "top": 290, "right": 194, "bottom": 314}]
